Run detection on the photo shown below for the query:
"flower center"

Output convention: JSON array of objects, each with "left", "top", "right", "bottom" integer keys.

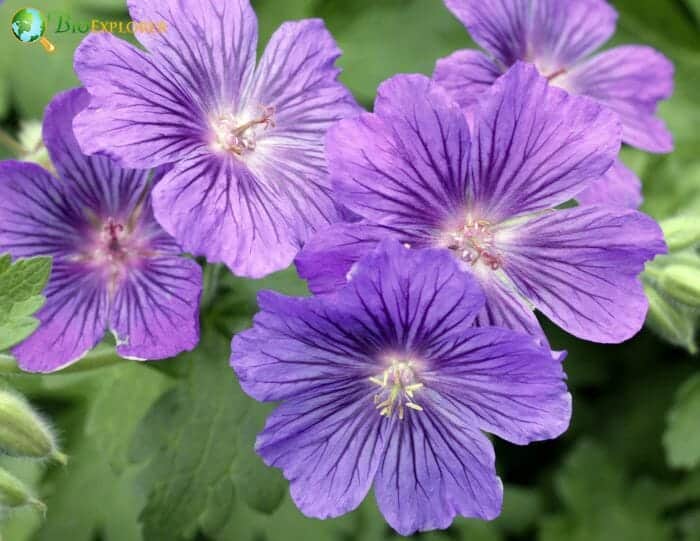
[
  {"left": 369, "top": 359, "right": 424, "bottom": 420},
  {"left": 210, "top": 105, "right": 275, "bottom": 156},
  {"left": 445, "top": 219, "right": 503, "bottom": 270}
]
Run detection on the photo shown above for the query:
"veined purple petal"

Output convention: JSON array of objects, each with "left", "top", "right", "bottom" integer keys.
[
  {"left": 109, "top": 257, "right": 201, "bottom": 360},
  {"left": 562, "top": 45, "right": 674, "bottom": 153},
  {"left": 374, "top": 400, "right": 502, "bottom": 535},
  {"left": 473, "top": 274, "right": 545, "bottom": 343},
  {"left": 426, "top": 326, "right": 571, "bottom": 444},
  {"left": 527, "top": 0, "right": 618, "bottom": 70},
  {"left": 0, "top": 161, "right": 83, "bottom": 258},
  {"left": 13, "top": 262, "right": 109, "bottom": 373},
  {"left": 257, "top": 385, "right": 389, "bottom": 519},
  {"left": 74, "top": 32, "right": 206, "bottom": 169},
  {"left": 152, "top": 154, "right": 307, "bottom": 278},
  {"left": 444, "top": 0, "right": 617, "bottom": 70},
  {"left": 444, "top": 0, "right": 529, "bottom": 66},
  {"left": 498, "top": 206, "right": 667, "bottom": 343},
  {"left": 469, "top": 63, "right": 621, "bottom": 221},
  {"left": 433, "top": 49, "right": 502, "bottom": 112},
  {"left": 128, "top": 0, "right": 257, "bottom": 112},
  {"left": 576, "top": 159, "right": 643, "bottom": 209},
  {"left": 296, "top": 222, "right": 414, "bottom": 295},
  {"left": 330, "top": 74, "right": 470, "bottom": 229},
  {"left": 47, "top": 88, "right": 149, "bottom": 217}
]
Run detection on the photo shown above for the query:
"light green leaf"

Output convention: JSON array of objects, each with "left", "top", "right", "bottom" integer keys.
[
  {"left": 130, "top": 332, "right": 286, "bottom": 540},
  {"left": 0, "top": 255, "right": 51, "bottom": 351},
  {"left": 664, "top": 373, "right": 700, "bottom": 469}
]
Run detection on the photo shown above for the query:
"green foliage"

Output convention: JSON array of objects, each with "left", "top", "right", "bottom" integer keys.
[
  {"left": 664, "top": 373, "right": 700, "bottom": 469},
  {"left": 129, "top": 332, "right": 286, "bottom": 540},
  {"left": 0, "top": 254, "right": 51, "bottom": 351}
]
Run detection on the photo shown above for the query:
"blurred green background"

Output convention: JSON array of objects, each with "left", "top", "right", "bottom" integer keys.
[{"left": 0, "top": 0, "right": 699, "bottom": 540}]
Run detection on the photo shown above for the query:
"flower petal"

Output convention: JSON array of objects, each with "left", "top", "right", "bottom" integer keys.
[
  {"left": 433, "top": 49, "right": 502, "bottom": 112},
  {"left": 527, "top": 0, "right": 618, "bottom": 69},
  {"left": 563, "top": 45, "right": 674, "bottom": 153},
  {"left": 296, "top": 222, "right": 414, "bottom": 295},
  {"left": 576, "top": 159, "right": 643, "bottom": 209},
  {"left": 256, "top": 384, "right": 389, "bottom": 519},
  {"left": 444, "top": 0, "right": 617, "bottom": 69},
  {"left": 444, "top": 0, "right": 529, "bottom": 66},
  {"left": 109, "top": 256, "right": 202, "bottom": 360},
  {"left": 373, "top": 401, "right": 502, "bottom": 535},
  {"left": 45, "top": 88, "right": 149, "bottom": 216},
  {"left": 469, "top": 62, "right": 621, "bottom": 221},
  {"left": 426, "top": 327, "right": 571, "bottom": 444},
  {"left": 499, "top": 206, "right": 667, "bottom": 343},
  {"left": 153, "top": 154, "right": 313, "bottom": 277},
  {"left": 330, "top": 74, "right": 471, "bottom": 229},
  {"left": 13, "top": 262, "right": 109, "bottom": 373},
  {"left": 473, "top": 273, "right": 545, "bottom": 342},
  {"left": 73, "top": 32, "right": 206, "bottom": 169},
  {"left": 127, "top": 0, "right": 257, "bottom": 110},
  {"left": 0, "top": 161, "right": 82, "bottom": 258}
]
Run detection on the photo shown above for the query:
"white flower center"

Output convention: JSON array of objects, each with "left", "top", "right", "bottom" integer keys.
[
  {"left": 444, "top": 218, "right": 503, "bottom": 270},
  {"left": 210, "top": 105, "right": 275, "bottom": 156},
  {"left": 369, "top": 359, "right": 424, "bottom": 421}
]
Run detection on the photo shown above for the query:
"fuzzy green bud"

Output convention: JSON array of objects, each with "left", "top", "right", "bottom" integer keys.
[
  {"left": 0, "top": 389, "right": 66, "bottom": 464},
  {"left": 0, "top": 467, "right": 45, "bottom": 514},
  {"left": 660, "top": 262, "right": 700, "bottom": 309},
  {"left": 661, "top": 215, "right": 700, "bottom": 252}
]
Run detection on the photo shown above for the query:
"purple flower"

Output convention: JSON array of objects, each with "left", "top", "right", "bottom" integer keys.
[
  {"left": 231, "top": 240, "right": 571, "bottom": 535},
  {"left": 433, "top": 0, "right": 674, "bottom": 208},
  {"left": 72, "top": 0, "right": 358, "bottom": 278},
  {"left": 297, "top": 65, "right": 667, "bottom": 344},
  {"left": 0, "top": 89, "right": 201, "bottom": 373}
]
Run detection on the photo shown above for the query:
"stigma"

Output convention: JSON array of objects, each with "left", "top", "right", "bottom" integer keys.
[
  {"left": 369, "top": 359, "right": 424, "bottom": 420},
  {"left": 445, "top": 218, "right": 503, "bottom": 270},
  {"left": 210, "top": 105, "right": 275, "bottom": 156}
]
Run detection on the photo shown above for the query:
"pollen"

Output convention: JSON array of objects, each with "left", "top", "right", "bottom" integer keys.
[
  {"left": 369, "top": 359, "right": 424, "bottom": 420},
  {"left": 210, "top": 105, "right": 275, "bottom": 156},
  {"left": 445, "top": 218, "right": 503, "bottom": 270}
]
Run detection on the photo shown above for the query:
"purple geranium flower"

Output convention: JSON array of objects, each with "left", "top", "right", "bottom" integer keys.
[
  {"left": 72, "top": 0, "right": 358, "bottom": 278},
  {"left": 231, "top": 239, "right": 571, "bottom": 535},
  {"left": 433, "top": 0, "right": 674, "bottom": 208},
  {"left": 297, "top": 65, "right": 667, "bottom": 344},
  {"left": 0, "top": 89, "right": 201, "bottom": 373}
]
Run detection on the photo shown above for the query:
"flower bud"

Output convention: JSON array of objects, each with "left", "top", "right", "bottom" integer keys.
[
  {"left": 659, "top": 258, "right": 700, "bottom": 309},
  {"left": 661, "top": 215, "right": 700, "bottom": 252},
  {"left": 644, "top": 282, "right": 697, "bottom": 354},
  {"left": 0, "top": 467, "right": 45, "bottom": 514},
  {"left": 0, "top": 389, "right": 66, "bottom": 463}
]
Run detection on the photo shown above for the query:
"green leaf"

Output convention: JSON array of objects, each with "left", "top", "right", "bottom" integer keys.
[
  {"left": 664, "top": 373, "right": 700, "bottom": 469},
  {"left": 540, "top": 441, "right": 672, "bottom": 541},
  {"left": 130, "top": 332, "right": 286, "bottom": 540},
  {"left": 85, "top": 362, "right": 171, "bottom": 472},
  {"left": 0, "top": 254, "right": 51, "bottom": 351}
]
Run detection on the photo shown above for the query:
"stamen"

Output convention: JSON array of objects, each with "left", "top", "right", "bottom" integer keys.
[
  {"left": 445, "top": 218, "right": 503, "bottom": 270},
  {"left": 211, "top": 105, "right": 275, "bottom": 156},
  {"left": 369, "top": 359, "right": 424, "bottom": 420}
]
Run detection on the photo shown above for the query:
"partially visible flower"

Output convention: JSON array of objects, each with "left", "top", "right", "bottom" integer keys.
[
  {"left": 72, "top": 0, "right": 359, "bottom": 278},
  {"left": 0, "top": 89, "right": 201, "bottom": 373},
  {"left": 434, "top": 0, "right": 674, "bottom": 208},
  {"left": 232, "top": 240, "right": 571, "bottom": 535},
  {"left": 297, "top": 65, "right": 666, "bottom": 343}
]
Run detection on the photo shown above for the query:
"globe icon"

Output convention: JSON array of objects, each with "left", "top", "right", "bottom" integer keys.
[{"left": 11, "top": 7, "right": 55, "bottom": 52}]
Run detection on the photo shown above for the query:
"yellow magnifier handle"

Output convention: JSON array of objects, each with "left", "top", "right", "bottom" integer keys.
[{"left": 39, "top": 37, "right": 55, "bottom": 53}]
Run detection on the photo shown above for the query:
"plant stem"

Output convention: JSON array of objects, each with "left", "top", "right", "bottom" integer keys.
[
  {"left": 0, "top": 128, "right": 25, "bottom": 156},
  {"left": 0, "top": 346, "right": 124, "bottom": 376}
]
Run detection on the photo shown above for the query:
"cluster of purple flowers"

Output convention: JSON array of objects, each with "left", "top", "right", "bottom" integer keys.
[{"left": 0, "top": 0, "right": 673, "bottom": 535}]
